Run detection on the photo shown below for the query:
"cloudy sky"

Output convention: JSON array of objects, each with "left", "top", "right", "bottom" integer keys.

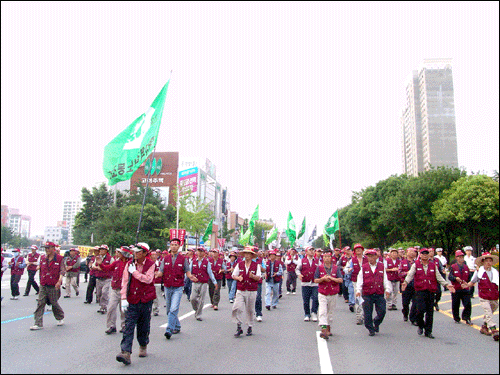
[{"left": 2, "top": 2, "right": 498, "bottom": 238}]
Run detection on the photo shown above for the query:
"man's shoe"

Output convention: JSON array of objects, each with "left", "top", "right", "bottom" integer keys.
[
  {"left": 153, "top": 312, "right": 159, "bottom": 316},
  {"left": 279, "top": 294, "right": 282, "bottom": 299},
  {"left": 417, "top": 327, "right": 423, "bottom": 336},
  {"left": 56, "top": 320, "right": 64, "bottom": 326},
  {"left": 403, "top": 316, "right": 408, "bottom": 322},
  {"left": 64, "top": 295, "right": 70, "bottom": 298},
  {"left": 320, "top": 328, "right": 329, "bottom": 340},
  {"left": 344, "top": 299, "right": 349, "bottom": 303},
  {"left": 434, "top": 303, "right": 439, "bottom": 311},
  {"left": 30, "top": 325, "right": 43, "bottom": 330},
  {"left": 266, "top": 305, "right": 270, "bottom": 311},
  {"left": 196, "top": 317, "right": 203, "bottom": 321},
  {"left": 349, "top": 305, "right": 354, "bottom": 312},
  {"left": 76, "top": 291, "right": 79, "bottom": 296},
  {"left": 292, "top": 291, "right": 296, "bottom": 295},
  {"left": 272, "top": 306, "right": 277, "bottom": 309},
  {"left": 464, "top": 319, "right": 472, "bottom": 326},
  {"left": 327, "top": 325, "right": 333, "bottom": 336},
  {"left": 369, "top": 331, "right": 375, "bottom": 336},
  {"left": 425, "top": 332, "right": 435, "bottom": 339},
  {"left": 374, "top": 325, "right": 379, "bottom": 333},
  {"left": 392, "top": 305, "right": 398, "bottom": 310},
  {"left": 286, "top": 291, "right": 290, "bottom": 295},
  {"left": 139, "top": 346, "right": 147, "bottom": 357},
  {"left": 234, "top": 325, "right": 243, "bottom": 337},
  {"left": 105, "top": 327, "right": 117, "bottom": 334},
  {"left": 172, "top": 329, "right": 180, "bottom": 334},
  {"left": 84, "top": 301, "right": 91, "bottom": 304},
  {"left": 387, "top": 305, "right": 393, "bottom": 311},
  {"left": 246, "top": 327, "right": 253, "bottom": 336},
  {"left": 213, "top": 306, "right": 218, "bottom": 310},
  {"left": 411, "top": 321, "right": 419, "bottom": 326},
  {"left": 23, "top": 294, "right": 29, "bottom": 296},
  {"left": 454, "top": 320, "right": 461, "bottom": 324},
  {"left": 10, "top": 296, "right": 19, "bottom": 300},
  {"left": 164, "top": 331, "right": 172, "bottom": 340},
  {"left": 256, "top": 316, "right": 262, "bottom": 322},
  {"left": 304, "top": 316, "right": 310, "bottom": 322},
  {"left": 119, "top": 328, "right": 124, "bottom": 333},
  {"left": 311, "top": 313, "right": 318, "bottom": 322},
  {"left": 490, "top": 328, "right": 499, "bottom": 341},
  {"left": 356, "top": 321, "right": 363, "bottom": 325},
  {"left": 229, "top": 299, "right": 233, "bottom": 303},
  {"left": 46, "top": 306, "right": 52, "bottom": 311},
  {"left": 116, "top": 351, "right": 131, "bottom": 365},
  {"left": 480, "top": 324, "right": 490, "bottom": 335}
]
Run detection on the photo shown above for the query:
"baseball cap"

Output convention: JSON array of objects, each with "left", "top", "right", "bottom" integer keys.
[{"left": 42, "top": 242, "right": 58, "bottom": 248}]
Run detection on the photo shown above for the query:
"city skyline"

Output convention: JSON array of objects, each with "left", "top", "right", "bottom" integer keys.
[{"left": 2, "top": 2, "right": 498, "bottom": 237}]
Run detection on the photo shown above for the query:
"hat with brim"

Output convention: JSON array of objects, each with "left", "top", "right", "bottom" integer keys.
[
  {"left": 241, "top": 246, "right": 258, "bottom": 258},
  {"left": 353, "top": 243, "right": 364, "bottom": 251},
  {"left": 134, "top": 242, "right": 150, "bottom": 253},
  {"left": 419, "top": 248, "right": 430, "bottom": 254},
  {"left": 365, "top": 249, "right": 377, "bottom": 256},
  {"left": 475, "top": 253, "right": 499, "bottom": 267},
  {"left": 117, "top": 246, "right": 134, "bottom": 258},
  {"left": 42, "top": 242, "right": 57, "bottom": 248},
  {"left": 389, "top": 248, "right": 398, "bottom": 253}
]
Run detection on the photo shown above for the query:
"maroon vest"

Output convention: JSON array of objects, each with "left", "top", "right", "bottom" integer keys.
[
  {"left": 153, "top": 261, "right": 162, "bottom": 284},
  {"left": 40, "top": 254, "right": 63, "bottom": 286},
  {"left": 317, "top": 264, "right": 340, "bottom": 295},
  {"left": 339, "top": 255, "right": 351, "bottom": 275},
  {"left": 191, "top": 257, "right": 210, "bottom": 284},
  {"left": 413, "top": 260, "right": 438, "bottom": 292},
  {"left": 286, "top": 255, "right": 298, "bottom": 273},
  {"left": 386, "top": 258, "right": 401, "bottom": 281},
  {"left": 351, "top": 256, "right": 368, "bottom": 282},
  {"left": 88, "top": 256, "right": 96, "bottom": 276},
  {"left": 450, "top": 263, "right": 470, "bottom": 291},
  {"left": 162, "top": 253, "right": 186, "bottom": 287},
  {"left": 266, "top": 260, "right": 282, "bottom": 283},
  {"left": 478, "top": 270, "right": 499, "bottom": 301},
  {"left": 399, "top": 259, "right": 413, "bottom": 283},
  {"left": 236, "top": 260, "right": 259, "bottom": 292},
  {"left": 11, "top": 256, "right": 25, "bottom": 275},
  {"left": 27, "top": 252, "right": 40, "bottom": 271},
  {"left": 361, "top": 262, "right": 385, "bottom": 295},
  {"left": 300, "top": 257, "right": 319, "bottom": 283},
  {"left": 210, "top": 257, "right": 224, "bottom": 280},
  {"left": 126, "top": 258, "right": 156, "bottom": 304},
  {"left": 110, "top": 259, "right": 127, "bottom": 290},
  {"left": 66, "top": 256, "right": 80, "bottom": 273},
  {"left": 94, "top": 253, "right": 112, "bottom": 278}
]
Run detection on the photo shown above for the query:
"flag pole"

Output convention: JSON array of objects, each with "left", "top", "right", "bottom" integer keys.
[
  {"left": 135, "top": 71, "right": 173, "bottom": 244},
  {"left": 338, "top": 208, "right": 341, "bottom": 249}
]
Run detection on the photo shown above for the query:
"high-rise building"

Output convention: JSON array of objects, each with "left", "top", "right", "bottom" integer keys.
[
  {"left": 402, "top": 59, "right": 458, "bottom": 176},
  {"left": 1, "top": 205, "right": 31, "bottom": 238},
  {"left": 63, "top": 201, "right": 82, "bottom": 244}
]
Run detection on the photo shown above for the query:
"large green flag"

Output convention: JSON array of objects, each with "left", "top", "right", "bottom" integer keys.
[
  {"left": 265, "top": 226, "right": 278, "bottom": 245},
  {"left": 103, "top": 81, "right": 170, "bottom": 186},
  {"left": 239, "top": 226, "right": 252, "bottom": 246},
  {"left": 249, "top": 205, "right": 259, "bottom": 227},
  {"left": 286, "top": 212, "right": 296, "bottom": 246},
  {"left": 324, "top": 210, "right": 339, "bottom": 238},
  {"left": 202, "top": 219, "right": 213, "bottom": 243},
  {"left": 297, "top": 217, "right": 306, "bottom": 239},
  {"left": 323, "top": 233, "right": 329, "bottom": 247}
]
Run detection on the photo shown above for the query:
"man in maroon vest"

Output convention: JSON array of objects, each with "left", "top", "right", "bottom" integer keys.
[
  {"left": 232, "top": 246, "right": 262, "bottom": 337},
  {"left": 285, "top": 248, "right": 300, "bottom": 294},
  {"left": 345, "top": 244, "right": 367, "bottom": 322},
  {"left": 402, "top": 248, "right": 455, "bottom": 339},
  {"left": 296, "top": 246, "right": 320, "bottom": 322},
  {"left": 337, "top": 246, "right": 353, "bottom": 305},
  {"left": 355, "top": 249, "right": 392, "bottom": 336},
  {"left": 448, "top": 250, "right": 473, "bottom": 325},
  {"left": 385, "top": 248, "right": 401, "bottom": 311},
  {"left": 30, "top": 242, "right": 65, "bottom": 330},
  {"left": 9, "top": 248, "right": 26, "bottom": 300},
  {"left": 189, "top": 247, "right": 218, "bottom": 321},
  {"left": 208, "top": 249, "right": 226, "bottom": 310},
  {"left": 156, "top": 238, "right": 193, "bottom": 339},
  {"left": 116, "top": 243, "right": 156, "bottom": 365},
  {"left": 465, "top": 252, "right": 499, "bottom": 341},
  {"left": 24, "top": 245, "right": 41, "bottom": 296},
  {"left": 96, "top": 246, "right": 133, "bottom": 334},
  {"left": 84, "top": 246, "right": 100, "bottom": 304},
  {"left": 314, "top": 248, "right": 343, "bottom": 339},
  {"left": 93, "top": 244, "right": 112, "bottom": 314},
  {"left": 63, "top": 248, "right": 81, "bottom": 298}
]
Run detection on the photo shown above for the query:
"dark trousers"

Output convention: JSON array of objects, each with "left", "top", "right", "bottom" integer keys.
[
  {"left": 286, "top": 271, "right": 297, "bottom": 292},
  {"left": 342, "top": 280, "right": 349, "bottom": 301},
  {"left": 255, "top": 283, "right": 263, "bottom": 317},
  {"left": 302, "top": 286, "right": 319, "bottom": 316},
  {"left": 34, "top": 285, "right": 64, "bottom": 326},
  {"left": 402, "top": 282, "right": 417, "bottom": 321},
  {"left": 435, "top": 284, "right": 442, "bottom": 304},
  {"left": 25, "top": 269, "right": 40, "bottom": 295},
  {"left": 84, "top": 269, "right": 89, "bottom": 282},
  {"left": 184, "top": 276, "right": 192, "bottom": 300},
  {"left": 451, "top": 289, "right": 472, "bottom": 321},
  {"left": 338, "top": 280, "right": 343, "bottom": 296},
  {"left": 362, "top": 293, "right": 387, "bottom": 333},
  {"left": 121, "top": 300, "right": 153, "bottom": 353},
  {"left": 414, "top": 290, "right": 435, "bottom": 334},
  {"left": 221, "top": 276, "right": 226, "bottom": 288},
  {"left": 10, "top": 274, "right": 22, "bottom": 297},
  {"left": 85, "top": 275, "right": 97, "bottom": 303}
]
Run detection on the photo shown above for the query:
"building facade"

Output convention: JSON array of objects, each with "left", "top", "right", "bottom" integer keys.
[
  {"left": 402, "top": 59, "right": 458, "bottom": 176},
  {"left": 63, "top": 201, "right": 82, "bottom": 244},
  {"left": 1, "top": 205, "right": 31, "bottom": 238},
  {"left": 44, "top": 224, "right": 68, "bottom": 244}
]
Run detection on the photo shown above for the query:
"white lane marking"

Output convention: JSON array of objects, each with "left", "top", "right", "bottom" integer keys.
[
  {"left": 316, "top": 331, "right": 334, "bottom": 374},
  {"left": 159, "top": 304, "right": 211, "bottom": 328}
]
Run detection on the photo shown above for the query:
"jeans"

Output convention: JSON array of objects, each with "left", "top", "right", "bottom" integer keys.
[
  {"left": 165, "top": 286, "right": 183, "bottom": 334},
  {"left": 25, "top": 269, "right": 40, "bottom": 295},
  {"left": 344, "top": 278, "right": 355, "bottom": 305},
  {"left": 121, "top": 300, "right": 153, "bottom": 353},
  {"left": 228, "top": 279, "right": 237, "bottom": 301},
  {"left": 302, "top": 286, "right": 319, "bottom": 317},
  {"left": 362, "top": 293, "right": 386, "bottom": 333},
  {"left": 265, "top": 280, "right": 280, "bottom": 307},
  {"left": 255, "top": 283, "right": 263, "bottom": 317}
]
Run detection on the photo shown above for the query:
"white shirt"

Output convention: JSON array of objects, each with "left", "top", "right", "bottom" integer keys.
[
  {"left": 464, "top": 254, "right": 476, "bottom": 271},
  {"left": 435, "top": 255, "right": 447, "bottom": 267},
  {"left": 295, "top": 256, "right": 319, "bottom": 287},
  {"left": 355, "top": 262, "right": 392, "bottom": 295},
  {"left": 232, "top": 261, "right": 262, "bottom": 279}
]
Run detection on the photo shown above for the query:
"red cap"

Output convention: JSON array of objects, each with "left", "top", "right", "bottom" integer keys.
[
  {"left": 455, "top": 250, "right": 465, "bottom": 257},
  {"left": 100, "top": 244, "right": 109, "bottom": 251},
  {"left": 30, "top": 245, "right": 39, "bottom": 250},
  {"left": 353, "top": 243, "right": 364, "bottom": 251},
  {"left": 419, "top": 248, "right": 430, "bottom": 254},
  {"left": 365, "top": 249, "right": 377, "bottom": 255},
  {"left": 42, "top": 242, "right": 58, "bottom": 248}
]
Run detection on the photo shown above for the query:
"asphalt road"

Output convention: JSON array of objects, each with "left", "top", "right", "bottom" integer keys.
[{"left": 1, "top": 270, "right": 498, "bottom": 374}]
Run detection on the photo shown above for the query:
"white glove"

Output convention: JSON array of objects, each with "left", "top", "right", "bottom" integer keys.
[
  {"left": 128, "top": 262, "right": 137, "bottom": 273},
  {"left": 121, "top": 299, "right": 129, "bottom": 314}
]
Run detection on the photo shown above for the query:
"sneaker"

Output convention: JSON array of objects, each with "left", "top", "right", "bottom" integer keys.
[
  {"left": 272, "top": 306, "right": 277, "bottom": 309},
  {"left": 57, "top": 320, "right": 64, "bottom": 326},
  {"left": 266, "top": 306, "right": 270, "bottom": 311},
  {"left": 246, "top": 327, "right": 253, "bottom": 336},
  {"left": 153, "top": 312, "right": 159, "bottom": 316},
  {"left": 139, "top": 345, "right": 148, "bottom": 357},
  {"left": 292, "top": 291, "right": 296, "bottom": 295},
  {"left": 286, "top": 291, "right": 290, "bottom": 295},
  {"left": 369, "top": 331, "right": 375, "bottom": 336},
  {"left": 229, "top": 299, "right": 234, "bottom": 303},
  {"left": 10, "top": 296, "right": 19, "bottom": 300},
  {"left": 256, "top": 316, "right": 262, "bottom": 322},
  {"left": 234, "top": 325, "right": 243, "bottom": 337},
  {"left": 116, "top": 351, "right": 131, "bottom": 365},
  {"left": 172, "top": 329, "right": 180, "bottom": 334},
  {"left": 196, "top": 317, "right": 203, "bottom": 321},
  {"left": 349, "top": 305, "right": 354, "bottom": 312},
  {"left": 213, "top": 306, "right": 218, "bottom": 310},
  {"left": 76, "top": 291, "right": 79, "bottom": 296},
  {"left": 164, "top": 331, "right": 172, "bottom": 340},
  {"left": 311, "top": 313, "right": 318, "bottom": 322},
  {"left": 23, "top": 293, "right": 29, "bottom": 296},
  {"left": 46, "top": 306, "right": 52, "bottom": 312},
  {"left": 30, "top": 325, "right": 43, "bottom": 330},
  {"left": 304, "top": 316, "right": 310, "bottom": 322},
  {"left": 392, "top": 305, "right": 398, "bottom": 310},
  {"left": 105, "top": 327, "right": 117, "bottom": 334}
]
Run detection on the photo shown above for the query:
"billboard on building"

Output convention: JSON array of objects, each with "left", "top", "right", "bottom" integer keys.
[{"left": 179, "top": 167, "right": 198, "bottom": 196}]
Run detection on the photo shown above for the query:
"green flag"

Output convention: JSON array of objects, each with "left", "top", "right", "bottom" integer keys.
[
  {"left": 103, "top": 81, "right": 170, "bottom": 186},
  {"left": 297, "top": 217, "right": 306, "bottom": 239},
  {"left": 323, "top": 233, "right": 329, "bottom": 247},
  {"left": 249, "top": 205, "right": 259, "bottom": 227},
  {"left": 202, "top": 219, "right": 213, "bottom": 243},
  {"left": 265, "top": 227, "right": 278, "bottom": 245},
  {"left": 286, "top": 212, "right": 296, "bottom": 246},
  {"left": 324, "top": 210, "right": 339, "bottom": 238},
  {"left": 239, "top": 226, "right": 252, "bottom": 246}
]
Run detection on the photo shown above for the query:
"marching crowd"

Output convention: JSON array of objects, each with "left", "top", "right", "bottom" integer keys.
[{"left": 1, "top": 241, "right": 499, "bottom": 366}]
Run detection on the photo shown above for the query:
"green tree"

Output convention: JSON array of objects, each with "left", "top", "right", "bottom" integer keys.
[
  {"left": 10, "top": 235, "right": 31, "bottom": 248},
  {"left": 432, "top": 174, "right": 499, "bottom": 256},
  {"left": 177, "top": 189, "right": 213, "bottom": 248},
  {"left": 253, "top": 221, "right": 274, "bottom": 249},
  {"left": 1, "top": 225, "right": 14, "bottom": 247}
]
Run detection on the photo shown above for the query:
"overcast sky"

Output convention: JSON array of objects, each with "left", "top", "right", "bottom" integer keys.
[{"left": 2, "top": 2, "right": 499, "bottom": 238}]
